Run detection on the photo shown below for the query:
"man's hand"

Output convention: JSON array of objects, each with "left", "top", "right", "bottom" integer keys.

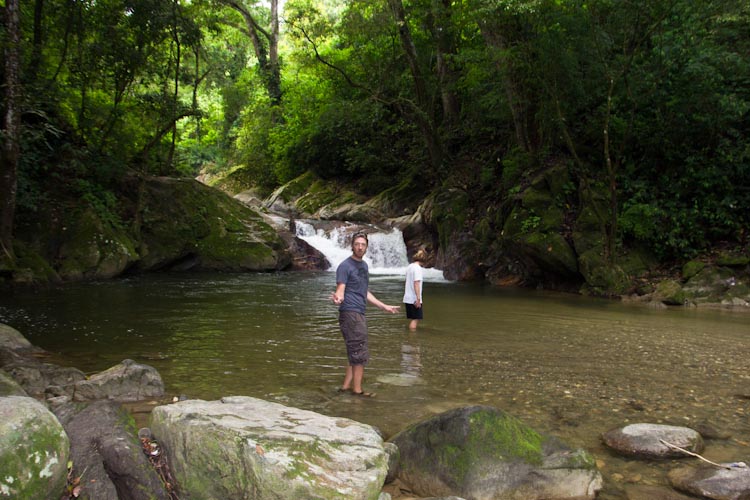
[
  {"left": 331, "top": 292, "right": 343, "bottom": 305},
  {"left": 383, "top": 304, "right": 400, "bottom": 314}
]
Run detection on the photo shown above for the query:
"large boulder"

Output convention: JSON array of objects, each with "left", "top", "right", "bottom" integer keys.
[
  {"left": 73, "top": 359, "right": 165, "bottom": 402},
  {"left": 5, "top": 174, "right": 292, "bottom": 284},
  {"left": 668, "top": 462, "right": 750, "bottom": 500},
  {"left": 56, "top": 207, "right": 138, "bottom": 281},
  {"left": 602, "top": 423, "right": 704, "bottom": 459},
  {"left": 0, "top": 395, "right": 70, "bottom": 499},
  {"left": 388, "top": 405, "right": 602, "bottom": 500},
  {"left": 53, "top": 400, "right": 170, "bottom": 500},
  {"left": 264, "top": 171, "right": 367, "bottom": 220},
  {"left": 150, "top": 396, "right": 388, "bottom": 500},
  {"left": 131, "top": 176, "right": 291, "bottom": 272}
]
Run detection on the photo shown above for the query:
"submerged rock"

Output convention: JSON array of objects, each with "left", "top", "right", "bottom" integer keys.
[
  {"left": 150, "top": 395, "right": 388, "bottom": 500},
  {"left": 602, "top": 423, "right": 704, "bottom": 459},
  {"left": 388, "top": 405, "right": 602, "bottom": 500}
]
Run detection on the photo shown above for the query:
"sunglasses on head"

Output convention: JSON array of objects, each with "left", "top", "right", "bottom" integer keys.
[{"left": 352, "top": 232, "right": 368, "bottom": 242}]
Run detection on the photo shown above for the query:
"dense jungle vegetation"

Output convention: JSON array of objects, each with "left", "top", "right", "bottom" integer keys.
[{"left": 1, "top": 0, "right": 748, "bottom": 281}]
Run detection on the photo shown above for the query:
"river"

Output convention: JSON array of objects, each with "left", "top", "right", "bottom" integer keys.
[{"left": 1, "top": 249, "right": 748, "bottom": 499}]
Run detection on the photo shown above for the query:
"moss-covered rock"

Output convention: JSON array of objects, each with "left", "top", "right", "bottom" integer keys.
[
  {"left": 715, "top": 251, "right": 750, "bottom": 267},
  {"left": 264, "top": 171, "right": 364, "bottom": 219},
  {"left": 389, "top": 405, "right": 601, "bottom": 500},
  {"left": 133, "top": 177, "right": 290, "bottom": 272},
  {"left": 578, "top": 249, "right": 629, "bottom": 296},
  {"left": 654, "top": 279, "right": 687, "bottom": 305},
  {"left": 57, "top": 207, "right": 137, "bottom": 280},
  {"left": 682, "top": 260, "right": 706, "bottom": 280},
  {"left": 0, "top": 396, "right": 70, "bottom": 499}
]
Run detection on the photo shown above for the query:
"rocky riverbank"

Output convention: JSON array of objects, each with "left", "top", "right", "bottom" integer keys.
[{"left": 2, "top": 170, "right": 748, "bottom": 313}]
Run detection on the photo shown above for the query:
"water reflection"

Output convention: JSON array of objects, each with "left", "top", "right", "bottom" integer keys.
[{"left": 1, "top": 272, "right": 749, "bottom": 499}]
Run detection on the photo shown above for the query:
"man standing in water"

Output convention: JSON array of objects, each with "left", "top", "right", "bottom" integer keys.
[{"left": 331, "top": 232, "right": 400, "bottom": 397}]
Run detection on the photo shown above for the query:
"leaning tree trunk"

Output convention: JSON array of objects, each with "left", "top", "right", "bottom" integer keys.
[{"left": 1, "top": 0, "right": 22, "bottom": 261}]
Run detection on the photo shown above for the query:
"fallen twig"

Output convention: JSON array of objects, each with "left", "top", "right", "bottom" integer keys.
[{"left": 659, "top": 439, "right": 735, "bottom": 469}]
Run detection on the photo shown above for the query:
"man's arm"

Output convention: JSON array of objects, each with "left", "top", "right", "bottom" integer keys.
[
  {"left": 367, "top": 291, "right": 400, "bottom": 314},
  {"left": 331, "top": 283, "right": 346, "bottom": 305}
]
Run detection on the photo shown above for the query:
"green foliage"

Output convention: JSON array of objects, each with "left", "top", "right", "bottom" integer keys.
[
  {"left": 520, "top": 213, "right": 541, "bottom": 234},
  {"left": 73, "top": 180, "right": 124, "bottom": 231},
  {"left": 4, "top": 0, "right": 749, "bottom": 277}
]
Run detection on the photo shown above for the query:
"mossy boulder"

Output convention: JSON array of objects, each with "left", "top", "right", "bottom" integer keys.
[
  {"left": 57, "top": 207, "right": 138, "bottom": 280},
  {"left": 264, "top": 171, "right": 364, "bottom": 219},
  {"left": 389, "top": 405, "right": 602, "bottom": 500},
  {"left": 0, "top": 396, "right": 70, "bottom": 499},
  {"left": 681, "top": 265, "right": 750, "bottom": 307},
  {"left": 578, "top": 249, "right": 629, "bottom": 296},
  {"left": 682, "top": 260, "right": 706, "bottom": 280},
  {"left": 430, "top": 189, "right": 483, "bottom": 280},
  {"left": 502, "top": 204, "right": 578, "bottom": 279},
  {"left": 150, "top": 396, "right": 388, "bottom": 500},
  {"left": 134, "top": 177, "right": 290, "bottom": 272},
  {"left": 653, "top": 279, "right": 687, "bottom": 306},
  {"left": 715, "top": 250, "right": 749, "bottom": 267},
  {"left": 5, "top": 175, "right": 290, "bottom": 283},
  {"left": 498, "top": 173, "right": 579, "bottom": 282}
]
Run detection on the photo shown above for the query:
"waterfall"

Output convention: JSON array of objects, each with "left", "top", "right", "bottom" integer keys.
[{"left": 295, "top": 221, "right": 445, "bottom": 280}]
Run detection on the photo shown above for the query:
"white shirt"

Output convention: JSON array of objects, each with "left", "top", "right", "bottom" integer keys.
[{"left": 403, "top": 262, "right": 423, "bottom": 304}]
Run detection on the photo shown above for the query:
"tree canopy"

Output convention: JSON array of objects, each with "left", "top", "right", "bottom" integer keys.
[{"left": 1, "top": 0, "right": 748, "bottom": 270}]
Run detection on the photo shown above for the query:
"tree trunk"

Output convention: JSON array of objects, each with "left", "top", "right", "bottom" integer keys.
[
  {"left": 430, "top": 0, "right": 460, "bottom": 127},
  {"left": 1, "top": 0, "right": 22, "bottom": 260},
  {"left": 27, "top": 0, "right": 45, "bottom": 82},
  {"left": 478, "top": 21, "right": 532, "bottom": 153},
  {"left": 267, "top": 0, "right": 281, "bottom": 106},
  {"left": 167, "top": 0, "right": 182, "bottom": 172},
  {"left": 388, "top": 0, "right": 444, "bottom": 177},
  {"left": 225, "top": 0, "right": 282, "bottom": 106}
]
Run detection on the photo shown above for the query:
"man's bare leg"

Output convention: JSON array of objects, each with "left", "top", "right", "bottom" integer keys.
[
  {"left": 341, "top": 365, "right": 354, "bottom": 391},
  {"left": 351, "top": 364, "right": 365, "bottom": 393}
]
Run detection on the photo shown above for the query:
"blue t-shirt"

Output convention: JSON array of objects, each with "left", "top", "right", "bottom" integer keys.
[{"left": 336, "top": 257, "right": 369, "bottom": 314}]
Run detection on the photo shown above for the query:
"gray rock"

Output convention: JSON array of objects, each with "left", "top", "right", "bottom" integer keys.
[
  {"left": 389, "top": 405, "right": 602, "bottom": 500},
  {"left": 0, "top": 346, "right": 86, "bottom": 397},
  {"left": 669, "top": 462, "right": 750, "bottom": 500},
  {"left": 0, "top": 395, "right": 70, "bottom": 499},
  {"left": 0, "top": 323, "right": 33, "bottom": 351},
  {"left": 53, "top": 400, "right": 170, "bottom": 500},
  {"left": 150, "top": 395, "right": 388, "bottom": 500},
  {"left": 73, "top": 358, "right": 164, "bottom": 402},
  {"left": 602, "top": 423, "right": 704, "bottom": 459}
]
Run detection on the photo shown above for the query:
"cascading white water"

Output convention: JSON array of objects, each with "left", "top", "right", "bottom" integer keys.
[{"left": 295, "top": 220, "right": 445, "bottom": 280}]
